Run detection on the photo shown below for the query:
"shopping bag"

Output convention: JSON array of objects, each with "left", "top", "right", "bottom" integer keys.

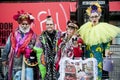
[{"left": 103, "top": 56, "right": 113, "bottom": 72}]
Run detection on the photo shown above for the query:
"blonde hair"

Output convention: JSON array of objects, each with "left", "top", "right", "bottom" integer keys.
[{"left": 86, "top": 2, "right": 102, "bottom": 16}]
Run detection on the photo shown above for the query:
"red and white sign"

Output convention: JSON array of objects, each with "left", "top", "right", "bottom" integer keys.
[
  {"left": 0, "top": 1, "right": 119, "bottom": 46},
  {"left": 0, "top": 2, "right": 76, "bottom": 46},
  {"left": 109, "top": 1, "right": 120, "bottom": 11}
]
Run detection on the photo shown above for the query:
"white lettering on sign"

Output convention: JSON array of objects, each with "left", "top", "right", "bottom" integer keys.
[
  {"left": 82, "top": 1, "right": 105, "bottom": 5},
  {"left": 37, "top": 3, "right": 68, "bottom": 32}
]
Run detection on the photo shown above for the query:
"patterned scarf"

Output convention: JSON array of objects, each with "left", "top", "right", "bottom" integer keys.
[
  {"left": 8, "top": 29, "right": 33, "bottom": 80},
  {"left": 10, "top": 29, "right": 33, "bottom": 58}
]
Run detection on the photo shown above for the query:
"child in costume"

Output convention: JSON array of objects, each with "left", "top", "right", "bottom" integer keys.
[{"left": 78, "top": 2, "right": 120, "bottom": 80}]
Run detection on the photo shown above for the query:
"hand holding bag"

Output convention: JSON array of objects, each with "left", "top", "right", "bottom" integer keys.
[{"left": 103, "top": 56, "right": 113, "bottom": 72}]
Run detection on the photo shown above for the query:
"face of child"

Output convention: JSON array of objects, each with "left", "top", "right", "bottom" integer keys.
[
  {"left": 67, "top": 26, "right": 76, "bottom": 38},
  {"left": 89, "top": 12, "right": 100, "bottom": 26},
  {"left": 19, "top": 20, "right": 31, "bottom": 33}
]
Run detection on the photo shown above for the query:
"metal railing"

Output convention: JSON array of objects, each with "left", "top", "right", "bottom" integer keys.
[{"left": 104, "top": 44, "right": 120, "bottom": 80}]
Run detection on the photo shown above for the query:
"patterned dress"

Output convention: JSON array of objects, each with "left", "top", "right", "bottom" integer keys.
[
  {"left": 85, "top": 42, "right": 110, "bottom": 80},
  {"left": 34, "top": 30, "right": 61, "bottom": 80},
  {"left": 2, "top": 28, "right": 39, "bottom": 80},
  {"left": 78, "top": 22, "right": 120, "bottom": 80},
  {"left": 55, "top": 33, "right": 83, "bottom": 72}
]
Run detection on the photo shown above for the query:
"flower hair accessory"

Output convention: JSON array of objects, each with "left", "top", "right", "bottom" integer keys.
[
  {"left": 86, "top": 2, "right": 102, "bottom": 16},
  {"left": 13, "top": 10, "right": 35, "bottom": 24}
]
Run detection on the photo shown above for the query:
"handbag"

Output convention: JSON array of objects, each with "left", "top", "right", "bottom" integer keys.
[{"left": 103, "top": 56, "right": 113, "bottom": 72}]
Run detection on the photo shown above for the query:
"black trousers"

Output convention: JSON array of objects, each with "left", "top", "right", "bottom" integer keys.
[{"left": 102, "top": 70, "right": 109, "bottom": 79}]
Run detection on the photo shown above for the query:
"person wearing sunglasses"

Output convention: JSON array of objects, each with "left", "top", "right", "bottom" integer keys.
[{"left": 78, "top": 2, "right": 120, "bottom": 80}]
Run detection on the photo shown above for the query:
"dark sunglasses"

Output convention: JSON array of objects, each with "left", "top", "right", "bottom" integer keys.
[
  {"left": 46, "top": 24, "right": 53, "bottom": 26},
  {"left": 22, "top": 23, "right": 29, "bottom": 25}
]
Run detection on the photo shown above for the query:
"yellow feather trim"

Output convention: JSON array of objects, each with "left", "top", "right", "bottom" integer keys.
[{"left": 78, "top": 22, "right": 120, "bottom": 46}]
